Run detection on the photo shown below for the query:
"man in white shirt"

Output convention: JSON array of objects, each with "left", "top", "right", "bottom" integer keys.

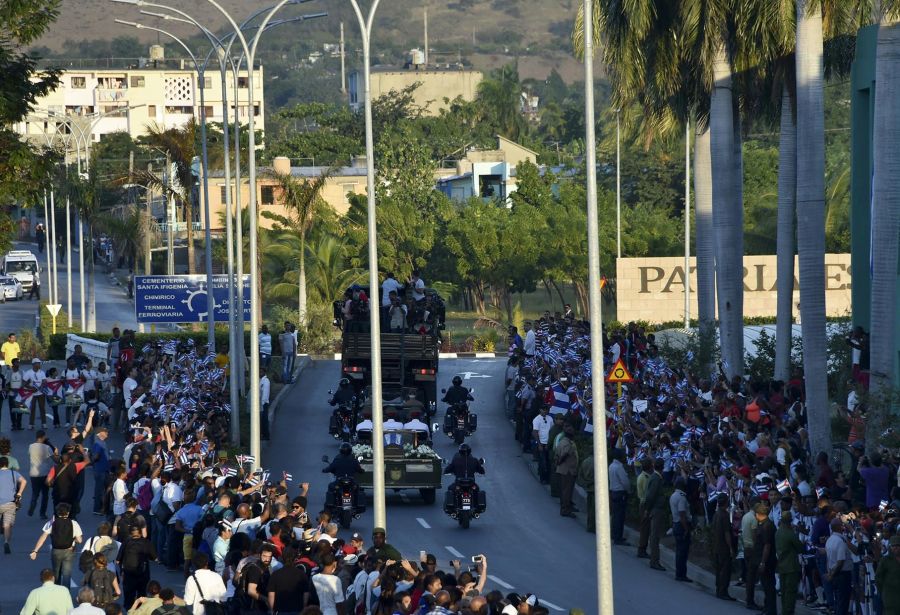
[
  {"left": 122, "top": 366, "right": 139, "bottom": 409},
  {"left": 523, "top": 321, "right": 536, "bottom": 357},
  {"left": 383, "top": 416, "right": 404, "bottom": 431},
  {"left": 825, "top": 519, "right": 853, "bottom": 615},
  {"left": 409, "top": 270, "right": 426, "bottom": 303},
  {"left": 532, "top": 406, "right": 553, "bottom": 484},
  {"left": 381, "top": 273, "right": 402, "bottom": 307},
  {"left": 232, "top": 502, "right": 270, "bottom": 538},
  {"left": 312, "top": 553, "right": 345, "bottom": 615},
  {"left": 23, "top": 358, "right": 47, "bottom": 429},
  {"left": 260, "top": 372, "right": 271, "bottom": 441},
  {"left": 184, "top": 552, "right": 227, "bottom": 615},
  {"left": 111, "top": 466, "right": 128, "bottom": 517},
  {"left": 607, "top": 449, "right": 632, "bottom": 545},
  {"left": 403, "top": 413, "right": 430, "bottom": 436}
]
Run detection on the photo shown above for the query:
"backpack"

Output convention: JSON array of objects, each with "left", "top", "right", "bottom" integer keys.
[
  {"left": 85, "top": 568, "right": 115, "bottom": 607},
  {"left": 78, "top": 539, "right": 97, "bottom": 574},
  {"left": 136, "top": 480, "right": 153, "bottom": 511}
]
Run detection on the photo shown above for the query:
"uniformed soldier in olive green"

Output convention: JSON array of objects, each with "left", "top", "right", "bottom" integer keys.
[
  {"left": 577, "top": 453, "right": 595, "bottom": 532},
  {"left": 775, "top": 511, "right": 804, "bottom": 615},
  {"left": 548, "top": 413, "right": 566, "bottom": 498}
]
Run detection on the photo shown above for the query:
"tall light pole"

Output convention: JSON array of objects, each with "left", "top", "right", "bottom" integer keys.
[
  {"left": 349, "top": 0, "right": 386, "bottom": 532},
  {"left": 582, "top": 0, "right": 615, "bottom": 612},
  {"left": 42, "top": 191, "right": 53, "bottom": 304},
  {"left": 684, "top": 119, "right": 691, "bottom": 330}
]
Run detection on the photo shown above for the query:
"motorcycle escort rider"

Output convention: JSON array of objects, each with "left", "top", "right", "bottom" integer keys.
[
  {"left": 442, "top": 376, "right": 473, "bottom": 406},
  {"left": 329, "top": 379, "right": 356, "bottom": 439},
  {"left": 329, "top": 378, "right": 355, "bottom": 406},
  {"left": 322, "top": 442, "right": 364, "bottom": 506},
  {"left": 443, "top": 443, "right": 485, "bottom": 512}
]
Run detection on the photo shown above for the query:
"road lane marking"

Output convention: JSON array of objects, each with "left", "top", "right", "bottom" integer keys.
[
  {"left": 445, "top": 546, "right": 464, "bottom": 558},
  {"left": 540, "top": 600, "right": 564, "bottom": 611},
  {"left": 416, "top": 517, "right": 431, "bottom": 529},
  {"left": 487, "top": 575, "right": 514, "bottom": 589}
]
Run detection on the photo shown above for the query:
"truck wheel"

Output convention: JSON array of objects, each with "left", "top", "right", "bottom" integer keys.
[
  {"left": 458, "top": 510, "right": 470, "bottom": 529},
  {"left": 420, "top": 489, "right": 436, "bottom": 504},
  {"left": 341, "top": 509, "right": 353, "bottom": 529}
]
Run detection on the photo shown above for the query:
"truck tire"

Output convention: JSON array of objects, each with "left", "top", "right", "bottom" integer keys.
[
  {"left": 420, "top": 488, "right": 436, "bottom": 505},
  {"left": 458, "top": 510, "right": 470, "bottom": 529}
]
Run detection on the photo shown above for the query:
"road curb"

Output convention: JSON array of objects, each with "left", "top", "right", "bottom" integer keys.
[
  {"left": 268, "top": 355, "right": 311, "bottom": 422},
  {"left": 517, "top": 452, "right": 815, "bottom": 613}
]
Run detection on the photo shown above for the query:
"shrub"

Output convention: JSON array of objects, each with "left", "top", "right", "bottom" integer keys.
[
  {"left": 15, "top": 329, "right": 44, "bottom": 362},
  {"left": 472, "top": 330, "right": 498, "bottom": 352}
]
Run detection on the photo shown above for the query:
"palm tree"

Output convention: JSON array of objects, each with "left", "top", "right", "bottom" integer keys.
[
  {"left": 261, "top": 169, "right": 331, "bottom": 326},
  {"left": 476, "top": 63, "right": 526, "bottom": 141},
  {"left": 868, "top": 14, "right": 900, "bottom": 448},
  {"left": 794, "top": 0, "right": 831, "bottom": 455},
  {"left": 774, "top": 84, "right": 797, "bottom": 382},
  {"left": 101, "top": 205, "right": 157, "bottom": 275},
  {"left": 136, "top": 120, "right": 199, "bottom": 274},
  {"left": 65, "top": 167, "right": 101, "bottom": 332}
]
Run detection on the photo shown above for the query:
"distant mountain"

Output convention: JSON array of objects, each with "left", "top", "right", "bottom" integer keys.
[{"left": 37, "top": 0, "right": 589, "bottom": 82}]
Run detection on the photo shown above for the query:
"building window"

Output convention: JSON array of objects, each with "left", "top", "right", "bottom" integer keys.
[
  {"left": 238, "top": 76, "right": 249, "bottom": 88},
  {"left": 261, "top": 185, "right": 275, "bottom": 205},
  {"left": 340, "top": 183, "right": 356, "bottom": 205},
  {"left": 148, "top": 105, "right": 157, "bottom": 116},
  {"left": 71, "top": 76, "right": 86, "bottom": 89},
  {"left": 130, "top": 75, "right": 145, "bottom": 87},
  {"left": 220, "top": 186, "right": 230, "bottom": 202},
  {"left": 253, "top": 103, "right": 260, "bottom": 117},
  {"left": 201, "top": 105, "right": 214, "bottom": 118},
  {"left": 201, "top": 76, "right": 212, "bottom": 89},
  {"left": 165, "top": 105, "right": 193, "bottom": 115}
]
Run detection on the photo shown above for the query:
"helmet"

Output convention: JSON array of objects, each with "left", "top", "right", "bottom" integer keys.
[
  {"left": 339, "top": 378, "right": 350, "bottom": 387},
  {"left": 458, "top": 443, "right": 471, "bottom": 455},
  {"left": 339, "top": 442, "right": 352, "bottom": 456},
  {"left": 452, "top": 376, "right": 462, "bottom": 386}
]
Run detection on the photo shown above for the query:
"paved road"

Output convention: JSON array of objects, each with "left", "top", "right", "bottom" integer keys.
[
  {"left": 2, "top": 241, "right": 140, "bottom": 336},
  {"left": 264, "top": 358, "right": 752, "bottom": 614}
]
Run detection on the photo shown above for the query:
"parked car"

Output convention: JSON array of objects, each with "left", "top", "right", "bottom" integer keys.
[{"left": 0, "top": 275, "right": 23, "bottom": 302}]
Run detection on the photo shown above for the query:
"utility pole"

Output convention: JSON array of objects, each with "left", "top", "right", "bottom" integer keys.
[
  {"left": 423, "top": 8, "right": 428, "bottom": 66},
  {"left": 582, "top": 0, "right": 615, "bottom": 611},
  {"left": 166, "top": 151, "right": 174, "bottom": 275},
  {"left": 145, "top": 163, "right": 153, "bottom": 277},
  {"left": 684, "top": 120, "right": 691, "bottom": 330},
  {"left": 340, "top": 22, "right": 346, "bottom": 94}
]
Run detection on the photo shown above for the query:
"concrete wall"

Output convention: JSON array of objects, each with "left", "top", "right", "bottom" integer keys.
[{"left": 615, "top": 254, "right": 852, "bottom": 323}]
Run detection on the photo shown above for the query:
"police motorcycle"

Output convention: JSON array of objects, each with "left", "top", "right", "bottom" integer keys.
[
  {"left": 442, "top": 444, "right": 487, "bottom": 529},
  {"left": 441, "top": 376, "right": 476, "bottom": 445},
  {"left": 321, "top": 442, "right": 366, "bottom": 529},
  {"left": 328, "top": 378, "right": 358, "bottom": 442}
]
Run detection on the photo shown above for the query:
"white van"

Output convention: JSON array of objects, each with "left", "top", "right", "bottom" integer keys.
[{"left": 1, "top": 250, "right": 40, "bottom": 292}]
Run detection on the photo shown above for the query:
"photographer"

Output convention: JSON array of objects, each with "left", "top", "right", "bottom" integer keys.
[{"left": 0, "top": 454, "right": 27, "bottom": 554}]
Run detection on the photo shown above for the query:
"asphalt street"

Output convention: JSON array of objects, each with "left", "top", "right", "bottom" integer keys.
[
  {"left": 1, "top": 241, "right": 141, "bottom": 336},
  {"left": 264, "top": 358, "right": 752, "bottom": 614}
]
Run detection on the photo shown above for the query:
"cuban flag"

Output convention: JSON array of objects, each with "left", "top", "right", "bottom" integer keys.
[
  {"left": 283, "top": 471, "right": 293, "bottom": 482},
  {"left": 776, "top": 479, "right": 792, "bottom": 495},
  {"left": 549, "top": 382, "right": 570, "bottom": 416},
  {"left": 178, "top": 449, "right": 189, "bottom": 466}
]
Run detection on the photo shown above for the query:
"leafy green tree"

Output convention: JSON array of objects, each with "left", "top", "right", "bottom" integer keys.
[
  {"left": 476, "top": 63, "right": 526, "bottom": 141},
  {"left": 0, "top": 0, "right": 60, "bottom": 204}
]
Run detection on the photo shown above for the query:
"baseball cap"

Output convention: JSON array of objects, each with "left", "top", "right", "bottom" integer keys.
[
  {"left": 372, "top": 527, "right": 386, "bottom": 536},
  {"left": 343, "top": 553, "right": 359, "bottom": 565},
  {"left": 501, "top": 607, "right": 517, "bottom": 615},
  {"left": 351, "top": 532, "right": 363, "bottom": 541}
]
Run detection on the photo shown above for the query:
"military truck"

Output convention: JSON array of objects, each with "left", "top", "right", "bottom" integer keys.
[
  {"left": 333, "top": 285, "right": 445, "bottom": 405},
  {"left": 353, "top": 430, "right": 443, "bottom": 504}
]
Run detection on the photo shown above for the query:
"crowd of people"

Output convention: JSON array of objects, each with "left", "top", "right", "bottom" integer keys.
[
  {"left": 2, "top": 325, "right": 572, "bottom": 615},
  {"left": 336, "top": 272, "right": 445, "bottom": 336},
  {"left": 504, "top": 313, "right": 900, "bottom": 615}
]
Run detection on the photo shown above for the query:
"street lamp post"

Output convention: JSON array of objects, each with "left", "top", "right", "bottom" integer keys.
[
  {"left": 348, "top": 0, "right": 386, "bottom": 532},
  {"left": 616, "top": 108, "right": 621, "bottom": 259},
  {"left": 582, "top": 0, "right": 615, "bottom": 612}
]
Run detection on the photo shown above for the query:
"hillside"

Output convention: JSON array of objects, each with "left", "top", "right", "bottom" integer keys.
[{"left": 38, "top": 0, "right": 589, "bottom": 82}]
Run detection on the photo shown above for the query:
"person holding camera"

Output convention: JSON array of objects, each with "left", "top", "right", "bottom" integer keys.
[{"left": 0, "top": 453, "right": 28, "bottom": 554}]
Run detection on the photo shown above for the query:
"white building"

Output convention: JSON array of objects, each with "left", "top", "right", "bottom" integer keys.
[{"left": 15, "top": 49, "right": 264, "bottom": 149}]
